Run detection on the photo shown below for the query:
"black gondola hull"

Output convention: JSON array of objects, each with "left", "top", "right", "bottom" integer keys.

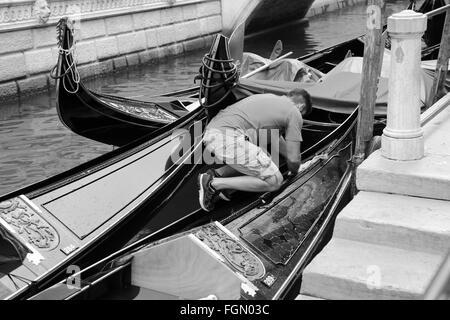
[{"left": 28, "top": 104, "right": 358, "bottom": 301}]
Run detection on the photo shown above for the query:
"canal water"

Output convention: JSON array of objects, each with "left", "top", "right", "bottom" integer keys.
[{"left": 0, "top": 0, "right": 408, "bottom": 196}]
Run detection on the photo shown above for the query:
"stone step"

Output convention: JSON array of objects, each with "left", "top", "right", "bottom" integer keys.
[
  {"left": 334, "top": 191, "right": 450, "bottom": 254},
  {"left": 357, "top": 150, "right": 450, "bottom": 201},
  {"left": 300, "top": 238, "right": 443, "bottom": 300}
]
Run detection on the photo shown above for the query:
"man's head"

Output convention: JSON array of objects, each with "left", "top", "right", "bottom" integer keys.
[{"left": 287, "top": 88, "right": 312, "bottom": 117}]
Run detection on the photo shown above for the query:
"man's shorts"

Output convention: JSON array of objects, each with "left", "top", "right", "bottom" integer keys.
[{"left": 203, "top": 128, "right": 281, "bottom": 181}]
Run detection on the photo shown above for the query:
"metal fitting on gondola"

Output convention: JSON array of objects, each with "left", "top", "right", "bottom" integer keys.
[{"left": 196, "top": 49, "right": 239, "bottom": 120}]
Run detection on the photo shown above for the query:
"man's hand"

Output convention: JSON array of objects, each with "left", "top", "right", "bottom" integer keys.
[
  {"left": 298, "top": 160, "right": 312, "bottom": 173},
  {"left": 298, "top": 153, "right": 329, "bottom": 173},
  {"left": 285, "top": 140, "right": 301, "bottom": 173}
]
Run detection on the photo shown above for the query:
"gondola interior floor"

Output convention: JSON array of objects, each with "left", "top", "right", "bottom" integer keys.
[{"left": 239, "top": 156, "right": 344, "bottom": 265}]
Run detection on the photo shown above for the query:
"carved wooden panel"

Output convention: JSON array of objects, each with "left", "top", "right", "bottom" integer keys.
[
  {"left": 0, "top": 197, "right": 59, "bottom": 250},
  {"left": 194, "top": 223, "right": 265, "bottom": 281},
  {"left": 97, "top": 97, "right": 177, "bottom": 122}
]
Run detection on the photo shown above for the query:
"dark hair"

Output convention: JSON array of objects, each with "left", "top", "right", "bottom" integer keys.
[{"left": 287, "top": 88, "right": 312, "bottom": 116}]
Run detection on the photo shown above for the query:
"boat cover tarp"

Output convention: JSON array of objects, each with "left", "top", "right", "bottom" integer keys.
[
  {"left": 238, "top": 50, "right": 441, "bottom": 115},
  {"left": 238, "top": 73, "right": 389, "bottom": 115},
  {"left": 323, "top": 49, "right": 449, "bottom": 87},
  {"left": 241, "top": 52, "right": 324, "bottom": 82}
]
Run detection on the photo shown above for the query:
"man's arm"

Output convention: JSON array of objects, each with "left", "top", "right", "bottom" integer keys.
[
  {"left": 283, "top": 107, "right": 303, "bottom": 174},
  {"left": 277, "top": 136, "right": 301, "bottom": 173}
]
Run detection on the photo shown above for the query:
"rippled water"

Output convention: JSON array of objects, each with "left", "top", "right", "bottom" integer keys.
[
  {"left": 0, "top": 0, "right": 408, "bottom": 196},
  {"left": 244, "top": 0, "right": 410, "bottom": 57},
  {"left": 0, "top": 94, "right": 115, "bottom": 195}
]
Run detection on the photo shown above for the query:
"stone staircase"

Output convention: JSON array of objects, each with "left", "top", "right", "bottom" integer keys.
[
  {"left": 299, "top": 192, "right": 449, "bottom": 300},
  {"left": 298, "top": 100, "right": 450, "bottom": 300}
]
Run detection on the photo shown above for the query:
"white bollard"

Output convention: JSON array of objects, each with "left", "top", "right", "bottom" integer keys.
[{"left": 381, "top": 10, "right": 427, "bottom": 161}]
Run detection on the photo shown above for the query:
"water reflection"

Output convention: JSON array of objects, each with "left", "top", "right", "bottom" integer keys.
[
  {"left": 0, "top": 0, "right": 409, "bottom": 196},
  {"left": 244, "top": 0, "right": 410, "bottom": 58},
  {"left": 0, "top": 93, "right": 113, "bottom": 195},
  {"left": 86, "top": 52, "right": 205, "bottom": 100}
]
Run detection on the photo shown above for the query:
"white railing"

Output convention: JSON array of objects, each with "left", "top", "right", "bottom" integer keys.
[
  {"left": 420, "top": 93, "right": 450, "bottom": 127},
  {"left": 425, "top": 3, "right": 450, "bottom": 18}
]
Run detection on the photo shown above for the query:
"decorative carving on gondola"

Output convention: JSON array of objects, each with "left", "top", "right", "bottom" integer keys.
[
  {"left": 195, "top": 224, "right": 265, "bottom": 281},
  {"left": 52, "top": 17, "right": 81, "bottom": 94},
  {"left": 97, "top": 98, "right": 177, "bottom": 122},
  {"left": 0, "top": 197, "right": 59, "bottom": 250},
  {"left": 56, "top": 17, "right": 66, "bottom": 49}
]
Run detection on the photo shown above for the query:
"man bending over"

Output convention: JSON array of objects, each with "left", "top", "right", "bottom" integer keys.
[{"left": 198, "top": 88, "right": 312, "bottom": 212}]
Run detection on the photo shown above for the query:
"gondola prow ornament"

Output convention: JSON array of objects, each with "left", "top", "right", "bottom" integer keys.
[{"left": 196, "top": 35, "right": 239, "bottom": 121}]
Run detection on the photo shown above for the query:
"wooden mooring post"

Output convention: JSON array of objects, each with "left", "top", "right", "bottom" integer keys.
[
  {"left": 351, "top": 0, "right": 385, "bottom": 194},
  {"left": 427, "top": 6, "right": 450, "bottom": 107}
]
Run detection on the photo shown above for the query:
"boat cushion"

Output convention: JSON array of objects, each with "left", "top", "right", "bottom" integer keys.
[{"left": 238, "top": 73, "right": 389, "bottom": 115}]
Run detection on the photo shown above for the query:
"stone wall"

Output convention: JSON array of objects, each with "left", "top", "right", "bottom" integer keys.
[{"left": 0, "top": 0, "right": 222, "bottom": 100}]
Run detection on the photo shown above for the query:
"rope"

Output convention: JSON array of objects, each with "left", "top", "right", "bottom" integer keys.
[
  {"left": 7, "top": 273, "right": 35, "bottom": 292},
  {"left": 7, "top": 275, "right": 20, "bottom": 290},
  {"left": 9, "top": 273, "right": 33, "bottom": 285}
]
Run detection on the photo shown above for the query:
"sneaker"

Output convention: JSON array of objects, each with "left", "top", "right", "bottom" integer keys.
[
  {"left": 198, "top": 172, "right": 217, "bottom": 212},
  {"left": 206, "top": 169, "right": 233, "bottom": 202}
]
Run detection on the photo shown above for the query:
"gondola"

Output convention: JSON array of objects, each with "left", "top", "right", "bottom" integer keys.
[
  {"left": 30, "top": 113, "right": 356, "bottom": 300},
  {"left": 0, "top": 21, "right": 355, "bottom": 300},
  {"left": 54, "top": 0, "right": 445, "bottom": 147},
  {"left": 26, "top": 6, "right": 447, "bottom": 298},
  {"left": 51, "top": 18, "right": 198, "bottom": 147},
  {"left": 28, "top": 46, "right": 359, "bottom": 302},
  {"left": 2, "top": 1, "right": 445, "bottom": 300},
  {"left": 0, "top": 29, "right": 236, "bottom": 300}
]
